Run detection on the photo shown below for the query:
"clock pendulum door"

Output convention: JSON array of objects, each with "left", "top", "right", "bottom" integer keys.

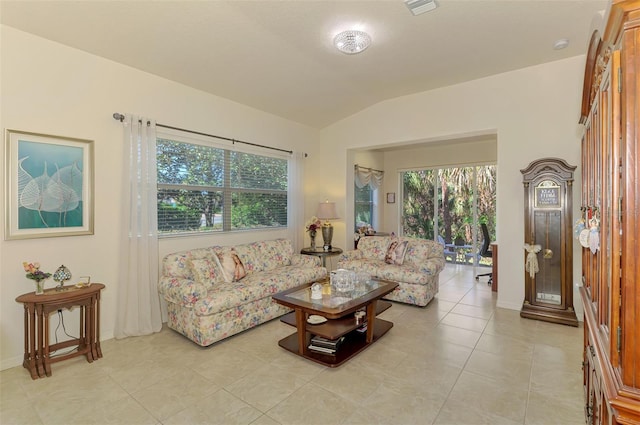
[{"left": 534, "top": 210, "right": 561, "bottom": 305}]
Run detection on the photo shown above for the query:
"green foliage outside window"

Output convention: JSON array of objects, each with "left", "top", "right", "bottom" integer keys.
[
  {"left": 402, "top": 165, "right": 496, "bottom": 247},
  {"left": 157, "top": 138, "right": 288, "bottom": 234},
  {"left": 354, "top": 184, "right": 373, "bottom": 229}
]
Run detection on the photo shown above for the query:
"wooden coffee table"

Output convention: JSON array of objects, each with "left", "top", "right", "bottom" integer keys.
[{"left": 272, "top": 278, "right": 398, "bottom": 367}]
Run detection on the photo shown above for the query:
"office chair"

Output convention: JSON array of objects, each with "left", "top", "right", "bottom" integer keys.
[{"left": 475, "top": 223, "right": 492, "bottom": 285}]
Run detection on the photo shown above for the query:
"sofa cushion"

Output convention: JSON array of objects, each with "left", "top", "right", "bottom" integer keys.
[
  {"left": 235, "top": 239, "right": 292, "bottom": 273},
  {"left": 385, "top": 240, "right": 408, "bottom": 265},
  {"left": 337, "top": 258, "right": 429, "bottom": 285},
  {"left": 189, "top": 258, "right": 224, "bottom": 287},
  {"left": 357, "top": 236, "right": 392, "bottom": 261},
  {"left": 232, "top": 244, "right": 260, "bottom": 274},
  {"left": 194, "top": 265, "right": 326, "bottom": 316},
  {"left": 375, "top": 264, "right": 429, "bottom": 285}
]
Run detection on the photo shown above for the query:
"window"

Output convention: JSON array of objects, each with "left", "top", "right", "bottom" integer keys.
[
  {"left": 401, "top": 164, "right": 496, "bottom": 266},
  {"left": 354, "top": 183, "right": 374, "bottom": 230},
  {"left": 157, "top": 137, "right": 288, "bottom": 235}
]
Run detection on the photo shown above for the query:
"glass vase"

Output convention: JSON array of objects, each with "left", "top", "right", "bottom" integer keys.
[
  {"left": 34, "top": 279, "right": 45, "bottom": 295},
  {"left": 310, "top": 231, "right": 317, "bottom": 249}
]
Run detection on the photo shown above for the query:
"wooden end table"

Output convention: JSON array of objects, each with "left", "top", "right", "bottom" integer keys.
[
  {"left": 15, "top": 283, "right": 104, "bottom": 379},
  {"left": 273, "top": 278, "right": 398, "bottom": 367},
  {"left": 300, "top": 246, "right": 343, "bottom": 268}
]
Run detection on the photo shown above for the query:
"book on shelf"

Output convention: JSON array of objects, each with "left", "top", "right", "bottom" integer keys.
[
  {"left": 355, "top": 324, "right": 367, "bottom": 333},
  {"left": 307, "top": 344, "right": 337, "bottom": 355},
  {"left": 310, "top": 335, "right": 345, "bottom": 349}
]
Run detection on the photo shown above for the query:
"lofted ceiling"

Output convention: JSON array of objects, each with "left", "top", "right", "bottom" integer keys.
[{"left": 0, "top": 0, "right": 608, "bottom": 129}]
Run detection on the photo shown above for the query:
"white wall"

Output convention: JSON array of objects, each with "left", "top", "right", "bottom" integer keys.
[
  {"left": 0, "top": 26, "right": 320, "bottom": 370},
  {"left": 317, "top": 57, "right": 586, "bottom": 317}
]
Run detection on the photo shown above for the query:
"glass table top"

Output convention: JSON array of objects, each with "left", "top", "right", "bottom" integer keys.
[{"left": 284, "top": 280, "right": 386, "bottom": 308}]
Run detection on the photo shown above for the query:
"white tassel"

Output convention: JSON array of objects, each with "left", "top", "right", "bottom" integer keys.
[{"left": 524, "top": 243, "right": 541, "bottom": 279}]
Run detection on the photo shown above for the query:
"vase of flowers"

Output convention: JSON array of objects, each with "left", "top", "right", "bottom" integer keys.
[
  {"left": 23, "top": 262, "right": 51, "bottom": 295},
  {"left": 306, "top": 216, "right": 321, "bottom": 249}
]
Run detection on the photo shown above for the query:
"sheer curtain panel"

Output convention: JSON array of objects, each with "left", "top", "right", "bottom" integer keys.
[
  {"left": 288, "top": 151, "right": 305, "bottom": 251},
  {"left": 114, "top": 114, "right": 162, "bottom": 338}
]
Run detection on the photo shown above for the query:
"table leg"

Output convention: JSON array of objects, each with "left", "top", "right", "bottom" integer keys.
[
  {"left": 95, "top": 291, "right": 102, "bottom": 358},
  {"left": 42, "top": 309, "right": 52, "bottom": 377},
  {"left": 35, "top": 304, "right": 46, "bottom": 378},
  {"left": 24, "top": 304, "right": 38, "bottom": 380},
  {"left": 87, "top": 299, "right": 96, "bottom": 362},
  {"left": 84, "top": 299, "right": 92, "bottom": 361},
  {"left": 365, "top": 301, "right": 377, "bottom": 344},
  {"left": 294, "top": 308, "right": 306, "bottom": 355},
  {"left": 83, "top": 303, "right": 94, "bottom": 363}
]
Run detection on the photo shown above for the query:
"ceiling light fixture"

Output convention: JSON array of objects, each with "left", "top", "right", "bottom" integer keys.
[
  {"left": 404, "top": 0, "right": 438, "bottom": 16},
  {"left": 553, "top": 38, "right": 570, "bottom": 50},
  {"left": 334, "top": 30, "right": 371, "bottom": 55}
]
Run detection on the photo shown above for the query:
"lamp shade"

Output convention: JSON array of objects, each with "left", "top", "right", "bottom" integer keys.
[{"left": 316, "top": 202, "right": 338, "bottom": 220}]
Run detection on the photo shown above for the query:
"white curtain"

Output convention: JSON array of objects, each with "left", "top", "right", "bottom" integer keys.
[
  {"left": 114, "top": 114, "right": 162, "bottom": 339},
  {"left": 355, "top": 165, "right": 384, "bottom": 189},
  {"left": 288, "top": 152, "right": 306, "bottom": 251}
]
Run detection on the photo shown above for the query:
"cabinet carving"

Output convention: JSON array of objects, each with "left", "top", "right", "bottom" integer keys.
[{"left": 579, "top": 1, "right": 640, "bottom": 423}]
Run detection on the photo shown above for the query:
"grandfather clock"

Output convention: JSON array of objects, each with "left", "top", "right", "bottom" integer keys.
[{"left": 520, "top": 158, "right": 577, "bottom": 326}]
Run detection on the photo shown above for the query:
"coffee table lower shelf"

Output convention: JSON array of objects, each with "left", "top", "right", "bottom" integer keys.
[{"left": 277, "top": 318, "right": 393, "bottom": 367}]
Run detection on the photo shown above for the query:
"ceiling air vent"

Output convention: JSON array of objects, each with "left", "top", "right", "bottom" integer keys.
[{"left": 404, "top": 0, "right": 438, "bottom": 16}]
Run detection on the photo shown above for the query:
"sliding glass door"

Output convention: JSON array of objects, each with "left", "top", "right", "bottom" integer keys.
[{"left": 401, "top": 164, "right": 496, "bottom": 267}]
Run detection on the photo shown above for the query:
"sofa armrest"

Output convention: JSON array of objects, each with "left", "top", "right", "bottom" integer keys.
[
  {"left": 158, "top": 276, "right": 207, "bottom": 307},
  {"left": 417, "top": 257, "right": 447, "bottom": 275},
  {"left": 291, "top": 253, "right": 322, "bottom": 267},
  {"left": 337, "top": 249, "right": 362, "bottom": 262}
]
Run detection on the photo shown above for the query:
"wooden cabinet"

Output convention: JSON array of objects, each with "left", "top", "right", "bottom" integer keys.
[{"left": 579, "top": 1, "right": 640, "bottom": 423}]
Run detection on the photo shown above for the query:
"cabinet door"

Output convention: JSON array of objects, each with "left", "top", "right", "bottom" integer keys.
[
  {"left": 607, "top": 49, "right": 621, "bottom": 368},
  {"left": 619, "top": 17, "right": 640, "bottom": 389}
]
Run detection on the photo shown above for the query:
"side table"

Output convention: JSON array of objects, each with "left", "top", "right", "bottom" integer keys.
[
  {"left": 15, "top": 283, "right": 104, "bottom": 379},
  {"left": 491, "top": 243, "right": 498, "bottom": 292},
  {"left": 300, "top": 247, "right": 343, "bottom": 268}
]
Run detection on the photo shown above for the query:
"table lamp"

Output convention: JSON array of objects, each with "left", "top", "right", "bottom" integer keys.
[
  {"left": 53, "top": 264, "right": 72, "bottom": 291},
  {"left": 316, "top": 200, "right": 338, "bottom": 250}
]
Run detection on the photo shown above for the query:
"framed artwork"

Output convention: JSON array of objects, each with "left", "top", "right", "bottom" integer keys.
[
  {"left": 5, "top": 129, "right": 94, "bottom": 240},
  {"left": 386, "top": 192, "right": 395, "bottom": 203}
]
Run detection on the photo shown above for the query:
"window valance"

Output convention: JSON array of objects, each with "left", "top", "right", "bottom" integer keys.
[{"left": 355, "top": 165, "right": 384, "bottom": 189}]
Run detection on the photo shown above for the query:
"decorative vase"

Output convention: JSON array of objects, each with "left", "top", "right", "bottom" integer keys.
[
  {"left": 310, "top": 230, "right": 317, "bottom": 249},
  {"left": 34, "top": 279, "right": 45, "bottom": 295}
]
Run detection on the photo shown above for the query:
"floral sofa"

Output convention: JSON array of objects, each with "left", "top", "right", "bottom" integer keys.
[
  {"left": 337, "top": 236, "right": 445, "bottom": 307},
  {"left": 158, "top": 239, "right": 327, "bottom": 346}
]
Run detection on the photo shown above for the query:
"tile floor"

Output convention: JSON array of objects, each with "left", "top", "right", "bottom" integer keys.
[{"left": 0, "top": 265, "right": 585, "bottom": 425}]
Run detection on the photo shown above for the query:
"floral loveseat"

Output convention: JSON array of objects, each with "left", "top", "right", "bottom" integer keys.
[
  {"left": 337, "top": 236, "right": 445, "bottom": 307},
  {"left": 158, "top": 239, "right": 327, "bottom": 346}
]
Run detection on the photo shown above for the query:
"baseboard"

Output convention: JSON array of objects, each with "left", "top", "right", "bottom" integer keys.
[
  {"left": 1, "top": 355, "right": 23, "bottom": 371},
  {"left": 496, "top": 299, "right": 521, "bottom": 311}
]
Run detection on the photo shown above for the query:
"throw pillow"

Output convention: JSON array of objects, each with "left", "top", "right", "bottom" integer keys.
[
  {"left": 385, "top": 240, "right": 408, "bottom": 265},
  {"left": 217, "top": 251, "right": 247, "bottom": 282},
  {"left": 189, "top": 258, "right": 221, "bottom": 286}
]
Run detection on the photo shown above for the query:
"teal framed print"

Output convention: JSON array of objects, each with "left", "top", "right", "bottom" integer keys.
[{"left": 5, "top": 129, "right": 94, "bottom": 240}]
